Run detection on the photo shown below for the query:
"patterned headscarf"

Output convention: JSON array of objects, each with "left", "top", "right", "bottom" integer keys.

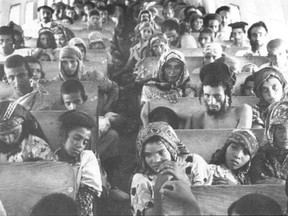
[
  {"left": 146, "top": 33, "right": 170, "bottom": 57},
  {"left": 136, "top": 121, "right": 189, "bottom": 174},
  {"left": 210, "top": 129, "right": 259, "bottom": 184},
  {"left": 264, "top": 100, "right": 288, "bottom": 146},
  {"left": 155, "top": 50, "right": 190, "bottom": 89}
]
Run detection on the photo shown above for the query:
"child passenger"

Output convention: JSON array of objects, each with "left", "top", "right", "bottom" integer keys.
[
  {"left": 55, "top": 110, "right": 102, "bottom": 216},
  {"left": 130, "top": 121, "right": 202, "bottom": 215}
]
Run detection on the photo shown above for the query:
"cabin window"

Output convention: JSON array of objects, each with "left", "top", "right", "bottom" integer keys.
[
  {"left": 25, "top": 1, "right": 34, "bottom": 24},
  {"left": 9, "top": 4, "right": 21, "bottom": 25}
]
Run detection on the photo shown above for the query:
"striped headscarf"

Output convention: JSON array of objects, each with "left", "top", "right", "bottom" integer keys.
[{"left": 136, "top": 121, "right": 189, "bottom": 174}]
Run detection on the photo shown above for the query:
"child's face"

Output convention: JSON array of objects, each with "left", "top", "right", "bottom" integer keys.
[
  {"left": 243, "top": 81, "right": 255, "bottom": 96},
  {"left": 152, "top": 39, "right": 168, "bottom": 56},
  {"left": 208, "top": 19, "right": 220, "bottom": 33},
  {"left": 268, "top": 46, "right": 288, "bottom": 69},
  {"left": 61, "top": 58, "right": 78, "bottom": 76},
  {"left": 62, "top": 91, "right": 84, "bottom": 110},
  {"left": 54, "top": 33, "right": 67, "bottom": 48},
  {"left": 140, "top": 27, "right": 153, "bottom": 41},
  {"left": 63, "top": 127, "right": 91, "bottom": 157},
  {"left": 273, "top": 122, "right": 288, "bottom": 150},
  {"left": 164, "top": 29, "right": 178, "bottom": 44},
  {"left": 162, "top": 9, "right": 174, "bottom": 20},
  {"left": 163, "top": 58, "right": 182, "bottom": 83},
  {"left": 144, "top": 140, "right": 171, "bottom": 173},
  {"left": 88, "top": 15, "right": 101, "bottom": 28},
  {"left": 39, "top": 34, "right": 51, "bottom": 49},
  {"left": 198, "top": 33, "right": 212, "bottom": 48},
  {"left": 225, "top": 143, "right": 250, "bottom": 170},
  {"left": 260, "top": 76, "right": 283, "bottom": 104},
  {"left": 192, "top": 18, "right": 203, "bottom": 31},
  {"left": 232, "top": 28, "right": 245, "bottom": 44},
  {"left": 28, "top": 62, "right": 42, "bottom": 81}
]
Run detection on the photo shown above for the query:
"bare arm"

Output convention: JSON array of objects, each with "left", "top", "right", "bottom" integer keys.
[{"left": 236, "top": 104, "right": 253, "bottom": 129}]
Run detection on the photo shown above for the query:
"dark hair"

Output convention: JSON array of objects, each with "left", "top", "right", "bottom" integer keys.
[
  {"left": 227, "top": 193, "right": 282, "bottom": 216},
  {"left": 0, "top": 26, "right": 15, "bottom": 42},
  {"left": 161, "top": 19, "right": 179, "bottom": 33},
  {"left": 62, "top": 16, "right": 74, "bottom": 24},
  {"left": 59, "top": 110, "right": 95, "bottom": 138},
  {"left": 24, "top": 56, "right": 45, "bottom": 79},
  {"left": 60, "top": 79, "right": 88, "bottom": 104},
  {"left": 37, "top": 30, "right": 57, "bottom": 49},
  {"left": 247, "top": 21, "right": 268, "bottom": 40},
  {"left": 4, "top": 55, "right": 33, "bottom": 78},
  {"left": 183, "top": 6, "right": 196, "bottom": 20},
  {"left": 189, "top": 14, "right": 204, "bottom": 31},
  {"left": 200, "top": 62, "right": 236, "bottom": 106},
  {"left": 179, "top": 22, "right": 191, "bottom": 36},
  {"left": 148, "top": 107, "right": 179, "bottom": 129},
  {"left": 240, "top": 75, "right": 254, "bottom": 96},
  {"left": 215, "top": 6, "right": 230, "bottom": 14},
  {"left": 30, "top": 193, "right": 80, "bottom": 216}
]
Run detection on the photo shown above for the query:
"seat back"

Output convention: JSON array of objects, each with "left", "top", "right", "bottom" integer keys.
[
  {"left": 191, "top": 184, "right": 286, "bottom": 215},
  {"left": 0, "top": 162, "right": 76, "bottom": 216},
  {"left": 175, "top": 128, "right": 264, "bottom": 162}
]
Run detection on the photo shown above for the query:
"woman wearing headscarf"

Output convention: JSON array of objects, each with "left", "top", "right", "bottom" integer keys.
[
  {"left": 250, "top": 100, "right": 288, "bottom": 184},
  {"left": 0, "top": 100, "right": 55, "bottom": 162},
  {"left": 252, "top": 67, "right": 287, "bottom": 128},
  {"left": 130, "top": 121, "right": 204, "bottom": 215},
  {"left": 140, "top": 50, "right": 196, "bottom": 105}
]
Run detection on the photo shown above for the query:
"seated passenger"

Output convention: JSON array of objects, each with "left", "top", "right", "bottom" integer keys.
[
  {"left": 189, "top": 14, "right": 204, "bottom": 35},
  {"left": 0, "top": 26, "right": 32, "bottom": 61},
  {"left": 203, "top": 13, "right": 222, "bottom": 42},
  {"left": 34, "top": 28, "right": 57, "bottom": 61},
  {"left": 24, "top": 56, "right": 46, "bottom": 86},
  {"left": 191, "top": 43, "right": 223, "bottom": 74},
  {"left": 88, "top": 31, "right": 106, "bottom": 50},
  {"left": 193, "top": 129, "right": 258, "bottom": 185},
  {"left": 68, "top": 37, "right": 87, "bottom": 61},
  {"left": 228, "top": 22, "right": 250, "bottom": 48},
  {"left": 53, "top": 26, "right": 69, "bottom": 48},
  {"left": 240, "top": 75, "right": 255, "bottom": 96},
  {"left": 250, "top": 100, "right": 288, "bottom": 184},
  {"left": 55, "top": 110, "right": 102, "bottom": 216},
  {"left": 141, "top": 50, "right": 196, "bottom": 104},
  {"left": 98, "top": 5, "right": 117, "bottom": 32},
  {"left": 252, "top": 67, "right": 287, "bottom": 128},
  {"left": 215, "top": 6, "right": 232, "bottom": 41},
  {"left": 54, "top": 45, "right": 119, "bottom": 114},
  {"left": 185, "top": 62, "right": 252, "bottom": 129},
  {"left": 197, "top": 27, "right": 214, "bottom": 48},
  {"left": 87, "top": 9, "right": 102, "bottom": 31},
  {"left": 148, "top": 107, "right": 179, "bottom": 129},
  {"left": 30, "top": 193, "right": 79, "bottom": 216},
  {"left": 4, "top": 55, "right": 55, "bottom": 111},
  {"left": 130, "top": 121, "right": 204, "bottom": 215},
  {"left": 236, "top": 21, "right": 268, "bottom": 57},
  {"left": 260, "top": 38, "right": 288, "bottom": 79},
  {"left": 0, "top": 100, "right": 55, "bottom": 162},
  {"left": 161, "top": 19, "right": 180, "bottom": 48}
]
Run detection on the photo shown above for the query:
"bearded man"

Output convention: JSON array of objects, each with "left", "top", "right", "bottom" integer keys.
[{"left": 185, "top": 62, "right": 253, "bottom": 129}]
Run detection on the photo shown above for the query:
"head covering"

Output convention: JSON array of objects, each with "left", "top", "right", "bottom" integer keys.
[
  {"left": 0, "top": 117, "right": 24, "bottom": 132},
  {"left": 88, "top": 31, "right": 103, "bottom": 43},
  {"left": 136, "top": 121, "right": 189, "bottom": 174},
  {"left": 137, "top": 21, "right": 154, "bottom": 33},
  {"left": 224, "top": 129, "right": 259, "bottom": 158},
  {"left": 228, "top": 22, "right": 248, "bottom": 32},
  {"left": 264, "top": 100, "right": 288, "bottom": 146},
  {"left": 59, "top": 45, "right": 83, "bottom": 81},
  {"left": 88, "top": 9, "right": 100, "bottom": 18},
  {"left": 146, "top": 33, "right": 170, "bottom": 57},
  {"left": 68, "top": 37, "right": 87, "bottom": 54},
  {"left": 58, "top": 110, "right": 95, "bottom": 130},
  {"left": 156, "top": 50, "right": 189, "bottom": 88},
  {"left": 0, "top": 100, "right": 47, "bottom": 141},
  {"left": 138, "top": 9, "right": 152, "bottom": 21},
  {"left": 253, "top": 67, "right": 286, "bottom": 98},
  {"left": 203, "top": 43, "right": 222, "bottom": 56},
  {"left": 210, "top": 129, "right": 258, "bottom": 184},
  {"left": 37, "top": 5, "right": 54, "bottom": 13}
]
